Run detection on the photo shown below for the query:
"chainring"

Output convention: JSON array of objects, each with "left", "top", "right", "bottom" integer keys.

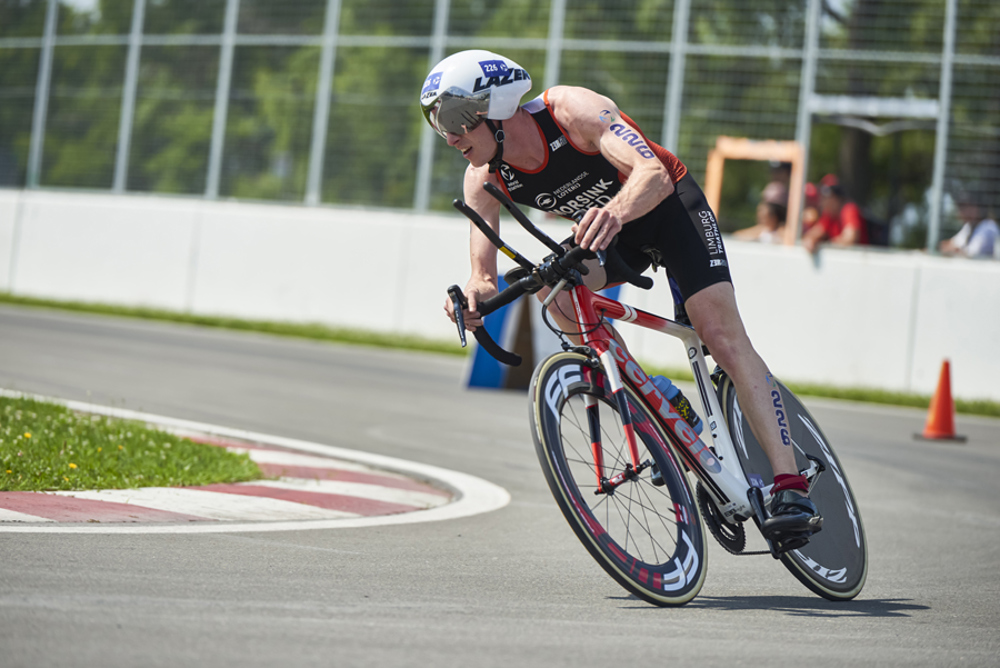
[{"left": 696, "top": 482, "right": 747, "bottom": 555}]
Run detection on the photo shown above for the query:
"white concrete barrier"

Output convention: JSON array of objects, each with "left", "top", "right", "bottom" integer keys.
[{"left": 1, "top": 188, "right": 997, "bottom": 401}]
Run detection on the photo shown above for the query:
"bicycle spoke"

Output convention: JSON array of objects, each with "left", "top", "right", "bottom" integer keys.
[
  {"left": 620, "top": 485, "right": 677, "bottom": 563},
  {"left": 532, "top": 353, "right": 707, "bottom": 605}
]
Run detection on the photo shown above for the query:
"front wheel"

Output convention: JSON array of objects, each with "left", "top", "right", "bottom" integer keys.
[
  {"left": 717, "top": 373, "right": 868, "bottom": 601},
  {"left": 530, "top": 352, "right": 707, "bottom": 606}
]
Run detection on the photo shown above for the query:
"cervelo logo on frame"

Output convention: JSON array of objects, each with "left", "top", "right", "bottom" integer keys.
[
  {"left": 608, "top": 123, "right": 655, "bottom": 159},
  {"left": 607, "top": 339, "right": 722, "bottom": 474},
  {"left": 473, "top": 59, "right": 530, "bottom": 93}
]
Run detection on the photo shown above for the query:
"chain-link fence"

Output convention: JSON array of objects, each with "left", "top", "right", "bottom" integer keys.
[{"left": 0, "top": 0, "right": 997, "bottom": 250}]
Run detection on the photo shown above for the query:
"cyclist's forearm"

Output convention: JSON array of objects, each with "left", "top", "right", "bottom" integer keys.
[
  {"left": 605, "top": 166, "right": 674, "bottom": 224},
  {"left": 462, "top": 166, "right": 503, "bottom": 288},
  {"left": 469, "top": 230, "right": 499, "bottom": 287}
]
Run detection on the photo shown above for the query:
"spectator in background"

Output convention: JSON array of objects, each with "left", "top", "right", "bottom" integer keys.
[
  {"left": 768, "top": 161, "right": 791, "bottom": 191},
  {"left": 801, "top": 181, "right": 821, "bottom": 232},
  {"left": 801, "top": 181, "right": 868, "bottom": 253},
  {"left": 734, "top": 180, "right": 787, "bottom": 243},
  {"left": 939, "top": 191, "right": 998, "bottom": 259}
]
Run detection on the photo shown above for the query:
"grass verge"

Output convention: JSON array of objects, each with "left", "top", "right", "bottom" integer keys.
[
  {"left": 0, "top": 395, "right": 263, "bottom": 492},
  {"left": 1, "top": 292, "right": 998, "bottom": 418},
  {"left": 0, "top": 292, "right": 462, "bottom": 356},
  {"left": 647, "top": 365, "right": 1000, "bottom": 418}
]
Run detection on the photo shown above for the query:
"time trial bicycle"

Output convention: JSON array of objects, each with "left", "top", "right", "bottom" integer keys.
[{"left": 447, "top": 182, "right": 868, "bottom": 606}]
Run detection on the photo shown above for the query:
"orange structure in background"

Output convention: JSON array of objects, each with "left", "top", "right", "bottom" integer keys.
[{"left": 702, "top": 136, "right": 806, "bottom": 246}]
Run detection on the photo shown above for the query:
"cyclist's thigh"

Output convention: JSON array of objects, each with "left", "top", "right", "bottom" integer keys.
[
  {"left": 554, "top": 238, "right": 613, "bottom": 291},
  {"left": 652, "top": 174, "right": 733, "bottom": 302}
]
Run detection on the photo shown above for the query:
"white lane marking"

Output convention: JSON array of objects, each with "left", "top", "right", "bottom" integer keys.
[
  {"left": 50, "top": 488, "right": 357, "bottom": 521},
  {"left": 0, "top": 391, "right": 512, "bottom": 534},
  {"left": 231, "top": 448, "right": 412, "bottom": 480},
  {"left": 0, "top": 508, "right": 55, "bottom": 523},
  {"left": 252, "top": 478, "right": 449, "bottom": 509}
]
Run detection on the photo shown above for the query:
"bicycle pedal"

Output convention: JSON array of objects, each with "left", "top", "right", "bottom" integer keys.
[{"left": 773, "top": 533, "right": 812, "bottom": 555}]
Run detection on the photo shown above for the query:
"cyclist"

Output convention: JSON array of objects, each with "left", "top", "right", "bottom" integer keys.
[{"left": 421, "top": 50, "right": 821, "bottom": 542}]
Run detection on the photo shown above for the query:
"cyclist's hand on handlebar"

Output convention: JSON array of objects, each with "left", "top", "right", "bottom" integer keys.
[
  {"left": 572, "top": 207, "right": 623, "bottom": 252},
  {"left": 442, "top": 281, "right": 495, "bottom": 331}
]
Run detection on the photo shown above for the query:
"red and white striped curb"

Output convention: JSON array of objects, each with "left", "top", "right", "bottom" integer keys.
[{"left": 0, "top": 394, "right": 510, "bottom": 534}]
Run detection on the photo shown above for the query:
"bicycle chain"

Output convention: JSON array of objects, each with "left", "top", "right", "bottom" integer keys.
[{"left": 695, "top": 483, "right": 770, "bottom": 556}]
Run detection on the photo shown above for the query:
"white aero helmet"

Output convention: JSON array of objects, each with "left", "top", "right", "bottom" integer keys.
[{"left": 420, "top": 50, "right": 532, "bottom": 138}]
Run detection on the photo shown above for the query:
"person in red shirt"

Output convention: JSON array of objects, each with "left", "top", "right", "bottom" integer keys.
[{"left": 802, "top": 182, "right": 868, "bottom": 253}]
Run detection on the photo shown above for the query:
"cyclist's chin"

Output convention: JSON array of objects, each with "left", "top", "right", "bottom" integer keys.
[{"left": 459, "top": 147, "right": 491, "bottom": 168}]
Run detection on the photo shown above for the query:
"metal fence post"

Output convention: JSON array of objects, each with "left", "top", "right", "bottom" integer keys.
[
  {"left": 544, "top": 0, "right": 566, "bottom": 90},
  {"left": 305, "top": 0, "right": 343, "bottom": 206},
  {"left": 792, "top": 0, "right": 822, "bottom": 235},
  {"left": 413, "top": 0, "right": 450, "bottom": 213},
  {"left": 206, "top": 0, "right": 240, "bottom": 199},
  {"left": 662, "top": 0, "right": 689, "bottom": 152},
  {"left": 113, "top": 0, "right": 146, "bottom": 193},
  {"left": 26, "top": 0, "right": 58, "bottom": 189},
  {"left": 927, "top": 0, "right": 957, "bottom": 253}
]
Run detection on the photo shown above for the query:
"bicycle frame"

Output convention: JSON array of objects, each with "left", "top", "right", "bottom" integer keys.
[
  {"left": 564, "top": 281, "right": 775, "bottom": 523},
  {"left": 448, "top": 183, "right": 822, "bottom": 527}
]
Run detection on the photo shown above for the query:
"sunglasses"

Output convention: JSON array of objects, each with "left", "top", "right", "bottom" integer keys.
[{"left": 423, "top": 88, "right": 491, "bottom": 138}]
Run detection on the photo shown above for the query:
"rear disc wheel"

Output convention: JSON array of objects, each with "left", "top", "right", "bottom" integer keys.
[{"left": 717, "top": 373, "right": 868, "bottom": 600}]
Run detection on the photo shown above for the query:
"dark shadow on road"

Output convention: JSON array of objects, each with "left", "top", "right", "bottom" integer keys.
[{"left": 613, "top": 595, "right": 928, "bottom": 618}]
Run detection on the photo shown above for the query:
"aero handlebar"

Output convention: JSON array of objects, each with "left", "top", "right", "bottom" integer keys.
[{"left": 448, "top": 184, "right": 653, "bottom": 366}]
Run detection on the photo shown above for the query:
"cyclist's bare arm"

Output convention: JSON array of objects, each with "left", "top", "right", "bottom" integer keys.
[
  {"left": 442, "top": 164, "right": 503, "bottom": 331},
  {"left": 545, "top": 86, "right": 676, "bottom": 251}
]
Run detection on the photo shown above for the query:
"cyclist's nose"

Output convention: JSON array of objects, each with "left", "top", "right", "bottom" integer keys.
[{"left": 446, "top": 132, "right": 462, "bottom": 146}]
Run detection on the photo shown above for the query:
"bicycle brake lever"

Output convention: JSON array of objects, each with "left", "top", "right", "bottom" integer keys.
[
  {"left": 446, "top": 284, "right": 468, "bottom": 348},
  {"left": 596, "top": 249, "right": 607, "bottom": 267}
]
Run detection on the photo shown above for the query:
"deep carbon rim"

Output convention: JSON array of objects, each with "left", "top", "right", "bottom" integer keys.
[{"left": 531, "top": 353, "right": 707, "bottom": 606}]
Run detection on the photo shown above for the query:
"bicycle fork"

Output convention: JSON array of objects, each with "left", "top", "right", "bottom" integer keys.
[
  {"left": 568, "top": 287, "right": 751, "bottom": 520},
  {"left": 583, "top": 357, "right": 654, "bottom": 495}
]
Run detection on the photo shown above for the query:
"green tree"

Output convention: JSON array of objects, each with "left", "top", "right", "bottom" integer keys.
[
  {"left": 222, "top": 46, "right": 319, "bottom": 201},
  {"left": 0, "top": 47, "right": 40, "bottom": 186},
  {"left": 42, "top": 44, "right": 126, "bottom": 188},
  {"left": 128, "top": 45, "right": 218, "bottom": 194},
  {"left": 0, "top": 0, "right": 48, "bottom": 37}
]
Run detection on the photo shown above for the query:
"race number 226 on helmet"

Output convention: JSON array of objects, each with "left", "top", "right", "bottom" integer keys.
[{"left": 420, "top": 50, "right": 532, "bottom": 138}]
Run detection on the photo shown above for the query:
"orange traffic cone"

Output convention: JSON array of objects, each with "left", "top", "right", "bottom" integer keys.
[{"left": 914, "top": 360, "right": 966, "bottom": 442}]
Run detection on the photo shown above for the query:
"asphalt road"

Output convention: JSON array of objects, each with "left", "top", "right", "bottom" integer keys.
[{"left": 1, "top": 304, "right": 998, "bottom": 667}]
